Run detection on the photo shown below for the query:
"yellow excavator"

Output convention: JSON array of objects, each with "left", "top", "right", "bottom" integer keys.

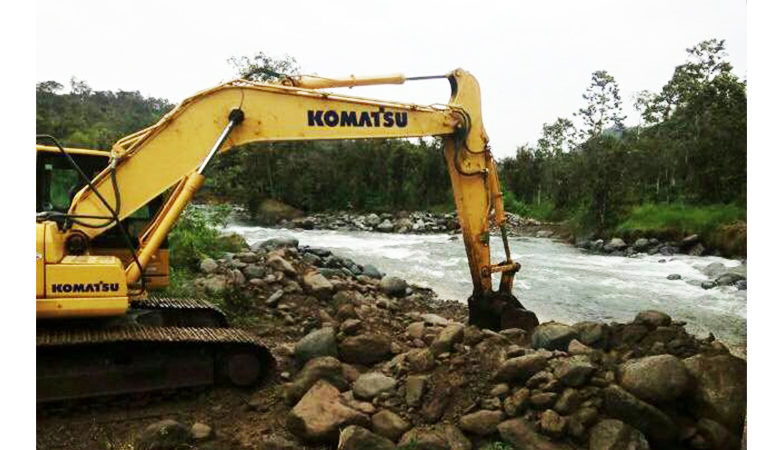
[{"left": 36, "top": 68, "right": 538, "bottom": 402}]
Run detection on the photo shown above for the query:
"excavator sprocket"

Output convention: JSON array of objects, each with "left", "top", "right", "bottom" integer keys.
[{"left": 468, "top": 292, "right": 539, "bottom": 333}]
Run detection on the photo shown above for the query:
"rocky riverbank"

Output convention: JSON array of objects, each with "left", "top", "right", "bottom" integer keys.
[{"left": 124, "top": 231, "right": 747, "bottom": 450}]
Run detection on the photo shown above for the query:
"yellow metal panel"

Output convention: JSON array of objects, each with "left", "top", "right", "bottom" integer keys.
[
  {"left": 36, "top": 144, "right": 110, "bottom": 157},
  {"left": 43, "top": 222, "right": 66, "bottom": 264},
  {"left": 36, "top": 296, "right": 128, "bottom": 318},
  {"left": 36, "top": 224, "right": 45, "bottom": 298},
  {"left": 46, "top": 255, "right": 127, "bottom": 298}
]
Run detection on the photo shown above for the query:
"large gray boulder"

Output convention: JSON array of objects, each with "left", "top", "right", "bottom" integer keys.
[
  {"left": 429, "top": 323, "right": 464, "bottom": 355},
  {"left": 352, "top": 372, "right": 397, "bottom": 400},
  {"left": 493, "top": 354, "right": 549, "bottom": 382},
  {"left": 602, "top": 385, "right": 677, "bottom": 446},
  {"left": 285, "top": 356, "right": 348, "bottom": 404},
  {"left": 618, "top": 355, "right": 691, "bottom": 404},
  {"left": 532, "top": 322, "right": 578, "bottom": 351},
  {"left": 380, "top": 276, "right": 408, "bottom": 297},
  {"left": 294, "top": 327, "right": 338, "bottom": 365},
  {"left": 684, "top": 354, "right": 747, "bottom": 433}
]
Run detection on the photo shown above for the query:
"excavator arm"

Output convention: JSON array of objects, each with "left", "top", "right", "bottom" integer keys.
[{"left": 55, "top": 68, "right": 538, "bottom": 331}]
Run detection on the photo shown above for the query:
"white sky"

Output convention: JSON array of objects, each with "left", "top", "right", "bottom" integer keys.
[{"left": 36, "top": 0, "right": 745, "bottom": 158}]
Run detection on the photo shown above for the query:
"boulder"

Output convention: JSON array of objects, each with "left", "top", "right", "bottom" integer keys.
[
  {"left": 573, "top": 321, "right": 609, "bottom": 348},
  {"left": 683, "top": 354, "right": 747, "bottom": 433},
  {"left": 421, "top": 380, "right": 455, "bottom": 423},
  {"left": 715, "top": 272, "right": 746, "bottom": 286},
  {"left": 589, "top": 419, "right": 649, "bottom": 450},
  {"left": 405, "top": 375, "right": 427, "bottom": 407},
  {"left": 136, "top": 420, "right": 193, "bottom": 450},
  {"left": 554, "top": 388, "right": 581, "bottom": 415},
  {"left": 429, "top": 323, "right": 464, "bottom": 355},
  {"left": 633, "top": 238, "right": 650, "bottom": 251},
  {"left": 243, "top": 264, "right": 266, "bottom": 279},
  {"left": 493, "top": 354, "right": 549, "bottom": 382},
  {"left": 339, "top": 334, "right": 391, "bottom": 365},
  {"left": 617, "top": 355, "right": 691, "bottom": 404},
  {"left": 634, "top": 310, "right": 672, "bottom": 328},
  {"left": 200, "top": 258, "right": 218, "bottom": 274},
  {"left": 372, "top": 410, "right": 411, "bottom": 442},
  {"left": 255, "top": 199, "right": 302, "bottom": 225},
  {"left": 380, "top": 276, "right": 408, "bottom": 297},
  {"left": 497, "top": 419, "right": 574, "bottom": 450},
  {"left": 190, "top": 422, "right": 213, "bottom": 441},
  {"left": 377, "top": 219, "right": 394, "bottom": 232},
  {"left": 266, "top": 289, "right": 284, "bottom": 307},
  {"left": 553, "top": 355, "right": 596, "bottom": 387},
  {"left": 459, "top": 410, "right": 504, "bottom": 436},
  {"left": 285, "top": 356, "right": 348, "bottom": 404},
  {"left": 365, "top": 213, "right": 381, "bottom": 227},
  {"left": 217, "top": 232, "right": 248, "bottom": 252},
  {"left": 666, "top": 274, "right": 682, "bottom": 280},
  {"left": 532, "top": 322, "right": 578, "bottom": 351},
  {"left": 398, "top": 425, "right": 471, "bottom": 450},
  {"left": 337, "top": 425, "right": 395, "bottom": 450},
  {"left": 604, "top": 238, "right": 628, "bottom": 252},
  {"left": 602, "top": 385, "right": 677, "bottom": 445},
  {"left": 503, "top": 387, "right": 530, "bottom": 417},
  {"left": 352, "top": 372, "right": 397, "bottom": 400},
  {"left": 258, "top": 236, "right": 300, "bottom": 251},
  {"left": 303, "top": 271, "right": 334, "bottom": 300},
  {"left": 361, "top": 264, "right": 383, "bottom": 279},
  {"left": 267, "top": 254, "right": 297, "bottom": 275},
  {"left": 405, "top": 348, "right": 436, "bottom": 373},
  {"left": 703, "top": 262, "right": 727, "bottom": 278},
  {"left": 286, "top": 380, "right": 370, "bottom": 443},
  {"left": 294, "top": 327, "right": 338, "bottom": 365},
  {"left": 421, "top": 313, "right": 450, "bottom": 326},
  {"left": 540, "top": 409, "right": 566, "bottom": 438}
]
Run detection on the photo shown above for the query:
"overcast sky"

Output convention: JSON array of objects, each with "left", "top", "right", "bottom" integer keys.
[{"left": 36, "top": 0, "right": 745, "bottom": 157}]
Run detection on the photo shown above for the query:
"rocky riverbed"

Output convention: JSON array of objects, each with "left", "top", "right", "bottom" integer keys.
[{"left": 37, "top": 231, "right": 746, "bottom": 450}]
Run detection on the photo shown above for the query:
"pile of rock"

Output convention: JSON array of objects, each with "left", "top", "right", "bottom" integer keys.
[
  {"left": 576, "top": 234, "right": 714, "bottom": 258},
  {"left": 159, "top": 233, "right": 745, "bottom": 450}
]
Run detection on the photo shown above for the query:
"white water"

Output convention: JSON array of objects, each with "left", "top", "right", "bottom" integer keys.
[{"left": 224, "top": 224, "right": 747, "bottom": 353}]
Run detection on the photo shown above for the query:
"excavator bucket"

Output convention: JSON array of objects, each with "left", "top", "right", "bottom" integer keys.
[{"left": 468, "top": 292, "right": 539, "bottom": 334}]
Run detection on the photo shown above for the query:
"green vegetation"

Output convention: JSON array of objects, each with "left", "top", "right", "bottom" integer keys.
[
  {"left": 617, "top": 203, "right": 746, "bottom": 236},
  {"left": 480, "top": 442, "right": 513, "bottom": 450},
  {"left": 167, "top": 205, "right": 232, "bottom": 270}
]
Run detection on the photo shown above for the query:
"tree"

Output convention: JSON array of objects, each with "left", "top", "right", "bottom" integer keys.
[
  {"left": 575, "top": 70, "right": 626, "bottom": 139},
  {"left": 228, "top": 52, "right": 300, "bottom": 82}
]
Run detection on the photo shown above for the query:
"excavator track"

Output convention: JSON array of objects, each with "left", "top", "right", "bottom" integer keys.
[
  {"left": 37, "top": 325, "right": 275, "bottom": 403},
  {"left": 130, "top": 296, "right": 229, "bottom": 328}
]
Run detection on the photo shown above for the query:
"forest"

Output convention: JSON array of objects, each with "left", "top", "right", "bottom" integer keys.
[{"left": 36, "top": 39, "right": 746, "bottom": 240}]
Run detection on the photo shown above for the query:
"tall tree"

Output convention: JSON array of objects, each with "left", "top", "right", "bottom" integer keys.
[{"left": 575, "top": 70, "right": 626, "bottom": 139}]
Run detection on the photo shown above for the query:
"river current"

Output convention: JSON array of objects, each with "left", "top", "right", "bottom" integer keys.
[{"left": 224, "top": 224, "right": 747, "bottom": 354}]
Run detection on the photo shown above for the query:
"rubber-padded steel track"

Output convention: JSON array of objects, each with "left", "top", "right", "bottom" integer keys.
[{"left": 130, "top": 296, "right": 229, "bottom": 328}]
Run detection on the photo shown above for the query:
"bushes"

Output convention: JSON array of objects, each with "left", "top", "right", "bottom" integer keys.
[
  {"left": 616, "top": 203, "right": 745, "bottom": 237},
  {"left": 168, "top": 205, "right": 232, "bottom": 270}
]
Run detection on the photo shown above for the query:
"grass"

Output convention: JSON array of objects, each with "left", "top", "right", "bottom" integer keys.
[
  {"left": 503, "top": 196, "right": 557, "bottom": 222},
  {"left": 616, "top": 203, "right": 745, "bottom": 236}
]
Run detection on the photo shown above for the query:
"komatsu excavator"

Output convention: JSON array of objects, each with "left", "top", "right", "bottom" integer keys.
[{"left": 36, "top": 68, "right": 539, "bottom": 402}]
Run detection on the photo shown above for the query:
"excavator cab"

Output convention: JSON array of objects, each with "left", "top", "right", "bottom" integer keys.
[{"left": 36, "top": 145, "right": 170, "bottom": 289}]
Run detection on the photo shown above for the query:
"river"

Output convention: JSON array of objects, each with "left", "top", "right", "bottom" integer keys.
[{"left": 224, "top": 224, "right": 747, "bottom": 355}]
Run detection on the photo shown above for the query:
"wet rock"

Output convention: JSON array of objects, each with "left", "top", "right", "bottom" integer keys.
[
  {"left": 540, "top": 409, "right": 566, "bottom": 438},
  {"left": 339, "top": 334, "right": 391, "bottom": 365},
  {"left": 666, "top": 274, "right": 681, "bottom": 280},
  {"left": 429, "top": 323, "right": 464, "bottom": 355},
  {"left": 684, "top": 354, "right": 747, "bottom": 433},
  {"left": 372, "top": 410, "right": 411, "bottom": 442},
  {"left": 602, "top": 384, "right": 677, "bottom": 445},
  {"left": 553, "top": 355, "right": 596, "bottom": 387},
  {"left": 136, "top": 420, "right": 192, "bottom": 450},
  {"left": 191, "top": 422, "right": 213, "bottom": 441},
  {"left": 634, "top": 310, "right": 672, "bottom": 328},
  {"left": 200, "top": 258, "right": 218, "bottom": 274},
  {"left": 633, "top": 238, "right": 650, "bottom": 251},
  {"left": 267, "top": 254, "right": 297, "bottom": 275},
  {"left": 337, "top": 425, "right": 395, "bottom": 450},
  {"left": 588, "top": 419, "right": 649, "bottom": 450},
  {"left": 377, "top": 219, "right": 394, "bottom": 232},
  {"left": 352, "top": 372, "right": 397, "bottom": 400},
  {"left": 459, "top": 410, "right": 504, "bottom": 436},
  {"left": 287, "top": 380, "right": 370, "bottom": 443},
  {"left": 361, "top": 264, "right": 382, "bottom": 279},
  {"left": 503, "top": 387, "right": 530, "bottom": 417},
  {"left": 405, "top": 375, "right": 427, "bottom": 407},
  {"left": 618, "top": 354, "right": 691, "bottom": 404},
  {"left": 573, "top": 321, "right": 609, "bottom": 348},
  {"left": 259, "top": 237, "right": 299, "bottom": 251},
  {"left": 701, "top": 281, "right": 717, "bottom": 290},
  {"left": 285, "top": 356, "right": 348, "bottom": 404},
  {"left": 498, "top": 418, "right": 573, "bottom": 450},
  {"left": 736, "top": 279, "right": 747, "bottom": 290},
  {"left": 715, "top": 272, "right": 746, "bottom": 286},
  {"left": 604, "top": 238, "right": 628, "bottom": 252},
  {"left": 532, "top": 322, "right": 578, "bottom": 351},
  {"left": 303, "top": 271, "right": 334, "bottom": 300},
  {"left": 494, "top": 354, "right": 549, "bottom": 382},
  {"left": 294, "top": 327, "right": 338, "bottom": 365},
  {"left": 380, "top": 276, "right": 407, "bottom": 297},
  {"left": 703, "top": 262, "right": 727, "bottom": 278}
]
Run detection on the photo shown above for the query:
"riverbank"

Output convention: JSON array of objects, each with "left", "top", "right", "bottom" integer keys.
[{"left": 37, "top": 230, "right": 747, "bottom": 450}]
